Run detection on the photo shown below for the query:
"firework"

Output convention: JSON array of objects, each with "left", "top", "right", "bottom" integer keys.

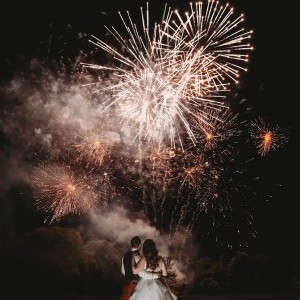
[
  {"left": 73, "top": 131, "right": 113, "bottom": 167},
  {"left": 133, "top": 146, "right": 176, "bottom": 226},
  {"left": 170, "top": 157, "right": 220, "bottom": 234},
  {"left": 82, "top": 1, "right": 252, "bottom": 148},
  {"left": 8, "top": 1, "right": 287, "bottom": 251},
  {"left": 184, "top": 158, "right": 258, "bottom": 247},
  {"left": 174, "top": 151, "right": 205, "bottom": 190},
  {"left": 145, "top": 147, "right": 176, "bottom": 184},
  {"left": 248, "top": 117, "right": 288, "bottom": 156},
  {"left": 165, "top": 0, "right": 253, "bottom": 85},
  {"left": 191, "top": 108, "right": 241, "bottom": 162},
  {"left": 31, "top": 163, "right": 102, "bottom": 223}
]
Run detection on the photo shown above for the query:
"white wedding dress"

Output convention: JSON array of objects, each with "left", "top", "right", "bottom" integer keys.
[{"left": 130, "top": 258, "right": 177, "bottom": 300}]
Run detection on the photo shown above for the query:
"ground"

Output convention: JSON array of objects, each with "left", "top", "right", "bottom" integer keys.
[{"left": 33, "top": 291, "right": 300, "bottom": 300}]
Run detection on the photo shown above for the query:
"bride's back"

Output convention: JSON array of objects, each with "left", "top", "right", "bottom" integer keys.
[{"left": 145, "top": 256, "right": 163, "bottom": 273}]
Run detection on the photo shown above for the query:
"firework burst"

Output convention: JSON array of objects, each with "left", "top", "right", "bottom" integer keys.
[
  {"left": 72, "top": 131, "right": 113, "bottom": 167},
  {"left": 146, "top": 147, "right": 176, "bottom": 183},
  {"left": 82, "top": 0, "right": 252, "bottom": 149},
  {"left": 191, "top": 108, "right": 241, "bottom": 161},
  {"left": 248, "top": 117, "right": 288, "bottom": 156},
  {"left": 163, "top": 0, "right": 253, "bottom": 84},
  {"left": 7, "top": 1, "right": 287, "bottom": 251},
  {"left": 31, "top": 163, "right": 101, "bottom": 223}
]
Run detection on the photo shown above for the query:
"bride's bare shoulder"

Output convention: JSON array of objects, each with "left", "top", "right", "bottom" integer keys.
[{"left": 139, "top": 256, "right": 146, "bottom": 263}]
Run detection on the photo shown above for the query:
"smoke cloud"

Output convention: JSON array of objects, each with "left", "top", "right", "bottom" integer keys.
[
  {"left": 0, "top": 61, "right": 201, "bottom": 288},
  {"left": 84, "top": 206, "right": 200, "bottom": 284}
]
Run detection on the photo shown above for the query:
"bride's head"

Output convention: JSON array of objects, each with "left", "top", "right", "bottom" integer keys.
[{"left": 142, "top": 239, "right": 160, "bottom": 270}]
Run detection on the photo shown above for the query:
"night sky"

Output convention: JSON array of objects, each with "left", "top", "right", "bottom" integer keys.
[{"left": 0, "top": 0, "right": 299, "bottom": 285}]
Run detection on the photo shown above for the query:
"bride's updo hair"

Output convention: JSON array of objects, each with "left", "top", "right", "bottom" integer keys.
[{"left": 142, "top": 239, "right": 161, "bottom": 270}]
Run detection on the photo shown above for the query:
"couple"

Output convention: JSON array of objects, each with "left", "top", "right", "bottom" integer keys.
[{"left": 121, "top": 236, "right": 177, "bottom": 300}]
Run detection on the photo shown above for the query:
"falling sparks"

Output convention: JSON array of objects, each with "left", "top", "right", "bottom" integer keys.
[{"left": 192, "top": 108, "right": 241, "bottom": 151}]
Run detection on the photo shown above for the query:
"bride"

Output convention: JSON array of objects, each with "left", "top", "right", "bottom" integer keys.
[{"left": 130, "top": 239, "right": 177, "bottom": 300}]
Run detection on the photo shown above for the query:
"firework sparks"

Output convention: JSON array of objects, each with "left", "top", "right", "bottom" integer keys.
[
  {"left": 248, "top": 117, "right": 288, "bottom": 156},
  {"left": 170, "top": 157, "right": 220, "bottom": 235},
  {"left": 73, "top": 131, "right": 113, "bottom": 167},
  {"left": 31, "top": 163, "right": 102, "bottom": 223},
  {"left": 82, "top": 0, "right": 252, "bottom": 149},
  {"left": 2, "top": 1, "right": 287, "bottom": 251},
  {"left": 133, "top": 146, "right": 177, "bottom": 226},
  {"left": 166, "top": 0, "right": 254, "bottom": 85},
  {"left": 176, "top": 152, "right": 206, "bottom": 190},
  {"left": 191, "top": 108, "right": 241, "bottom": 161},
  {"left": 182, "top": 157, "right": 258, "bottom": 246},
  {"left": 146, "top": 147, "right": 176, "bottom": 184}
]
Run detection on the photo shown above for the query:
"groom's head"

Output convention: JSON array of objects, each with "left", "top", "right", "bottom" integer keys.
[{"left": 131, "top": 236, "right": 142, "bottom": 250}]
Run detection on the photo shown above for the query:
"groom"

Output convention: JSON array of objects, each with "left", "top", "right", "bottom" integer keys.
[{"left": 121, "top": 236, "right": 160, "bottom": 300}]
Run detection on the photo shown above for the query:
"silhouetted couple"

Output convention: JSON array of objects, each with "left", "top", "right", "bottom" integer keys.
[{"left": 121, "top": 236, "right": 177, "bottom": 300}]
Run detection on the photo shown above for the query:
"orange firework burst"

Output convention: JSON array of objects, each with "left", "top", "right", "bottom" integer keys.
[
  {"left": 192, "top": 108, "right": 241, "bottom": 161},
  {"left": 144, "top": 146, "right": 176, "bottom": 187},
  {"left": 177, "top": 152, "right": 206, "bottom": 190},
  {"left": 31, "top": 163, "right": 100, "bottom": 223},
  {"left": 248, "top": 117, "right": 288, "bottom": 156},
  {"left": 73, "top": 131, "right": 113, "bottom": 167}
]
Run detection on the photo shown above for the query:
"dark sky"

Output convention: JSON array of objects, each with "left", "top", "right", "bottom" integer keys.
[
  {"left": 0, "top": 1, "right": 298, "bottom": 122},
  {"left": 0, "top": 0, "right": 299, "bottom": 259}
]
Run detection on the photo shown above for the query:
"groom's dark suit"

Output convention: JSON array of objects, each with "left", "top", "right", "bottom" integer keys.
[
  {"left": 123, "top": 249, "right": 141, "bottom": 282},
  {"left": 121, "top": 249, "right": 141, "bottom": 300}
]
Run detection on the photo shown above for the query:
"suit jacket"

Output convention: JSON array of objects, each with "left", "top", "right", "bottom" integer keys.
[{"left": 122, "top": 250, "right": 140, "bottom": 282}]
